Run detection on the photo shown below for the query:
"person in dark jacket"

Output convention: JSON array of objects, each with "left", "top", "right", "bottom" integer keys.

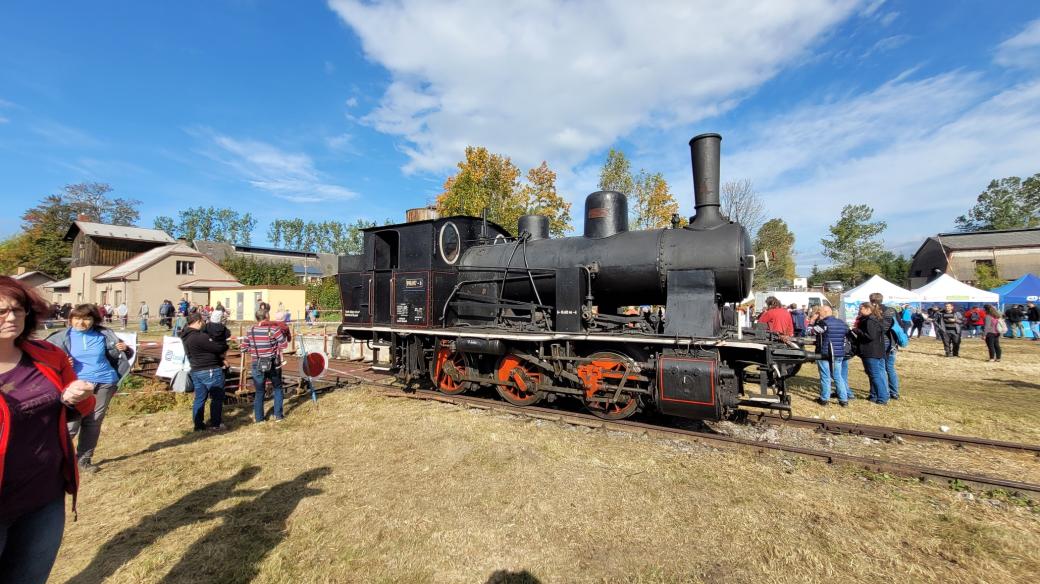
[
  {"left": 869, "top": 293, "right": 900, "bottom": 400},
  {"left": 180, "top": 312, "right": 229, "bottom": 431},
  {"left": 45, "top": 304, "right": 134, "bottom": 472},
  {"left": 852, "top": 302, "right": 889, "bottom": 404},
  {"left": 910, "top": 309, "right": 925, "bottom": 338},
  {"left": 789, "top": 304, "right": 806, "bottom": 337},
  {"left": 1004, "top": 304, "right": 1025, "bottom": 338},
  {"left": 811, "top": 305, "right": 850, "bottom": 406},
  {"left": 1027, "top": 301, "right": 1040, "bottom": 341},
  {"left": 940, "top": 303, "right": 964, "bottom": 357}
]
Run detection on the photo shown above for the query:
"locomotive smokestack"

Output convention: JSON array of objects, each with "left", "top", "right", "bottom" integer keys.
[{"left": 688, "top": 133, "right": 725, "bottom": 229}]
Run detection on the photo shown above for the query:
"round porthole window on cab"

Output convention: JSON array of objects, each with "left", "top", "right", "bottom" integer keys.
[{"left": 439, "top": 222, "right": 461, "bottom": 264}]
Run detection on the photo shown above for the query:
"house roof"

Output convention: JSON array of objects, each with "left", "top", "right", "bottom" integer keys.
[
  {"left": 933, "top": 228, "right": 1040, "bottom": 250},
  {"left": 95, "top": 243, "right": 204, "bottom": 281},
  {"left": 11, "top": 270, "right": 56, "bottom": 282},
  {"left": 192, "top": 240, "right": 235, "bottom": 263},
  {"left": 178, "top": 279, "right": 243, "bottom": 290},
  {"left": 43, "top": 277, "right": 71, "bottom": 289},
  {"left": 64, "top": 221, "right": 177, "bottom": 244}
]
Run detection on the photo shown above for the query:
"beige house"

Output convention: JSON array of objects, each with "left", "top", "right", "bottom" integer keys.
[
  {"left": 65, "top": 220, "right": 177, "bottom": 305},
  {"left": 908, "top": 228, "right": 1040, "bottom": 288},
  {"left": 208, "top": 285, "right": 307, "bottom": 322},
  {"left": 93, "top": 243, "right": 240, "bottom": 314}
]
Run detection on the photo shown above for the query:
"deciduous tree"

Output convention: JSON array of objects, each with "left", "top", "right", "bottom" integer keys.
[
  {"left": 219, "top": 256, "right": 298, "bottom": 286},
  {"left": 955, "top": 174, "right": 1040, "bottom": 231},
  {"left": 753, "top": 218, "right": 796, "bottom": 288},
  {"left": 437, "top": 147, "right": 572, "bottom": 236},
  {"left": 721, "top": 179, "right": 765, "bottom": 237},
  {"left": 632, "top": 171, "right": 680, "bottom": 230},
  {"left": 153, "top": 207, "right": 257, "bottom": 244},
  {"left": 820, "top": 204, "right": 886, "bottom": 284},
  {"left": 267, "top": 218, "right": 378, "bottom": 254},
  {"left": 597, "top": 149, "right": 635, "bottom": 196}
]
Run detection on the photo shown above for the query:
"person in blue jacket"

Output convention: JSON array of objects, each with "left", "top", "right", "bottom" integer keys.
[
  {"left": 45, "top": 303, "right": 134, "bottom": 472},
  {"left": 811, "top": 305, "right": 851, "bottom": 406}
]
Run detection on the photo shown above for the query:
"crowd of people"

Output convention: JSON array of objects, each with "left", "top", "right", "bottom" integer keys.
[{"left": 752, "top": 294, "right": 1033, "bottom": 408}]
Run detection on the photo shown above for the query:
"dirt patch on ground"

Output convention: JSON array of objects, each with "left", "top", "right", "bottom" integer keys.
[{"left": 53, "top": 380, "right": 1040, "bottom": 583}]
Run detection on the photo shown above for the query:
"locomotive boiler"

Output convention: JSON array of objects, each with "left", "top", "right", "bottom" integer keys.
[{"left": 336, "top": 133, "right": 809, "bottom": 422}]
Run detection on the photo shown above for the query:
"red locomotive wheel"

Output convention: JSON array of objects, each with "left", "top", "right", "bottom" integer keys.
[
  {"left": 494, "top": 354, "right": 543, "bottom": 406},
  {"left": 432, "top": 348, "right": 472, "bottom": 395},
  {"left": 578, "top": 351, "right": 640, "bottom": 420}
]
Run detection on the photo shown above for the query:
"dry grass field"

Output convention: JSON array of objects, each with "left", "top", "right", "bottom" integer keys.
[{"left": 49, "top": 339, "right": 1040, "bottom": 584}]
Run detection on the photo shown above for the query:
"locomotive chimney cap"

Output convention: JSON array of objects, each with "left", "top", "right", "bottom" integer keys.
[{"left": 689, "top": 132, "right": 721, "bottom": 145}]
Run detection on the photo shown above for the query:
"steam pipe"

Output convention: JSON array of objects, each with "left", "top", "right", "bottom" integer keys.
[{"left": 688, "top": 133, "right": 725, "bottom": 229}]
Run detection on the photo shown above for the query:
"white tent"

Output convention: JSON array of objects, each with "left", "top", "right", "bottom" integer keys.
[
  {"left": 842, "top": 275, "right": 922, "bottom": 304},
  {"left": 841, "top": 275, "right": 921, "bottom": 323},
  {"left": 910, "top": 274, "right": 999, "bottom": 303}
]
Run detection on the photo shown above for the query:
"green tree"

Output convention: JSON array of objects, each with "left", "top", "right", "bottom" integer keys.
[
  {"left": 754, "top": 218, "right": 796, "bottom": 288},
  {"left": 306, "top": 277, "right": 342, "bottom": 312},
  {"left": 437, "top": 147, "right": 572, "bottom": 236},
  {"left": 219, "top": 256, "right": 298, "bottom": 286},
  {"left": 955, "top": 174, "right": 1040, "bottom": 232},
  {"left": 820, "top": 204, "right": 887, "bottom": 284},
  {"left": 267, "top": 218, "right": 378, "bottom": 254},
  {"left": 873, "top": 251, "right": 911, "bottom": 288},
  {"left": 597, "top": 149, "right": 635, "bottom": 195},
  {"left": 1, "top": 184, "right": 142, "bottom": 278},
  {"left": 153, "top": 207, "right": 256, "bottom": 244},
  {"left": 632, "top": 170, "right": 680, "bottom": 230},
  {"left": 974, "top": 263, "right": 1004, "bottom": 290}
]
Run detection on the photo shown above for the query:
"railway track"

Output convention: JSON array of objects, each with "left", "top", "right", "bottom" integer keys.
[
  {"left": 386, "top": 389, "right": 1040, "bottom": 499},
  {"left": 749, "top": 412, "right": 1040, "bottom": 455},
  {"left": 128, "top": 343, "right": 1039, "bottom": 496}
]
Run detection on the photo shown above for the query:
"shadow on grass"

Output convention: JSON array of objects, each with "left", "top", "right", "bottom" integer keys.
[
  {"left": 486, "top": 569, "right": 542, "bottom": 583},
  {"left": 99, "top": 407, "right": 252, "bottom": 468},
  {"left": 986, "top": 378, "right": 1040, "bottom": 391},
  {"left": 65, "top": 466, "right": 332, "bottom": 584}
]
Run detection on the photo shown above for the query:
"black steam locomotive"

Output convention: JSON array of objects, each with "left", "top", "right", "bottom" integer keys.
[{"left": 336, "top": 134, "right": 810, "bottom": 421}]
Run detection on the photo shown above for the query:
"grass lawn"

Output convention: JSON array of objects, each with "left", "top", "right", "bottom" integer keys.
[{"left": 52, "top": 361, "right": 1040, "bottom": 583}]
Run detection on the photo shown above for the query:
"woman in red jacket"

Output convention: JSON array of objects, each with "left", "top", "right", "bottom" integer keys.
[{"left": 0, "top": 276, "right": 95, "bottom": 584}]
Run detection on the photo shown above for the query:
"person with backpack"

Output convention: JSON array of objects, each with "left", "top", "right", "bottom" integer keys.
[
  {"left": 44, "top": 304, "right": 134, "bottom": 473},
  {"left": 869, "top": 293, "right": 901, "bottom": 400},
  {"left": 811, "top": 305, "right": 851, "bottom": 406},
  {"left": 240, "top": 310, "right": 288, "bottom": 423},
  {"left": 983, "top": 304, "right": 1004, "bottom": 362}
]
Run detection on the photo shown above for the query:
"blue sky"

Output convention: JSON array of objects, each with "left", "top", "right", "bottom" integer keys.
[{"left": 2, "top": 1, "right": 1039, "bottom": 272}]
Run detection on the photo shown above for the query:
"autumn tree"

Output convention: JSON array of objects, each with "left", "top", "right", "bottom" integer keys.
[
  {"left": 153, "top": 207, "right": 256, "bottom": 245},
  {"left": 632, "top": 170, "right": 680, "bottom": 230},
  {"left": 0, "top": 183, "right": 141, "bottom": 278},
  {"left": 820, "top": 204, "right": 887, "bottom": 285},
  {"left": 955, "top": 174, "right": 1040, "bottom": 231},
  {"left": 437, "top": 147, "right": 572, "bottom": 237},
  {"left": 597, "top": 149, "right": 635, "bottom": 196},
  {"left": 753, "top": 218, "right": 796, "bottom": 288},
  {"left": 721, "top": 179, "right": 765, "bottom": 237}
]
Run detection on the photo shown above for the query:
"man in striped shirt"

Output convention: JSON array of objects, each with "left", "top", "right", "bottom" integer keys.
[{"left": 241, "top": 310, "right": 289, "bottom": 423}]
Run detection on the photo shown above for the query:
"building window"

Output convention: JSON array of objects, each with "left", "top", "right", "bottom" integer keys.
[{"left": 176, "top": 260, "right": 195, "bottom": 275}]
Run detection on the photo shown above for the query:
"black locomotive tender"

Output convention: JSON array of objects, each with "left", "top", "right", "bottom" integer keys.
[{"left": 336, "top": 134, "right": 810, "bottom": 421}]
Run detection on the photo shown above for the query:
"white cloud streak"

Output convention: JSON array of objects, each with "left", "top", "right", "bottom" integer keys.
[
  {"left": 328, "top": 0, "right": 861, "bottom": 173},
  {"left": 194, "top": 129, "right": 358, "bottom": 203},
  {"left": 995, "top": 18, "right": 1040, "bottom": 69}
]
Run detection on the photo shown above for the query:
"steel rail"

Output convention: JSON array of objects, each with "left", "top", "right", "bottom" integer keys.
[
  {"left": 748, "top": 412, "right": 1040, "bottom": 454},
  {"left": 385, "top": 389, "right": 1040, "bottom": 498}
]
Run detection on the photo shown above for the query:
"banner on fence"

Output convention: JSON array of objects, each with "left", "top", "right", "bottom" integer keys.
[
  {"left": 114, "top": 331, "right": 138, "bottom": 370},
  {"left": 155, "top": 335, "right": 191, "bottom": 379}
]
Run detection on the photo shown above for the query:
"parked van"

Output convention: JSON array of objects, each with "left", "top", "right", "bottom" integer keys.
[{"left": 753, "top": 291, "right": 832, "bottom": 312}]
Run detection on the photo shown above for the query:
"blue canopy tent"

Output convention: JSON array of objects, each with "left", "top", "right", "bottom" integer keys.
[{"left": 991, "top": 274, "right": 1040, "bottom": 338}]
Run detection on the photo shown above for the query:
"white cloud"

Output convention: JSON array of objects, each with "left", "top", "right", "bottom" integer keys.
[
  {"left": 723, "top": 71, "right": 1040, "bottom": 269},
  {"left": 345, "top": 96, "right": 358, "bottom": 108},
  {"left": 193, "top": 129, "right": 358, "bottom": 203},
  {"left": 325, "top": 132, "right": 358, "bottom": 154},
  {"left": 29, "top": 120, "right": 103, "bottom": 148},
  {"left": 327, "top": 0, "right": 861, "bottom": 173},
  {"left": 995, "top": 18, "right": 1040, "bottom": 69},
  {"left": 861, "top": 34, "right": 910, "bottom": 58}
]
